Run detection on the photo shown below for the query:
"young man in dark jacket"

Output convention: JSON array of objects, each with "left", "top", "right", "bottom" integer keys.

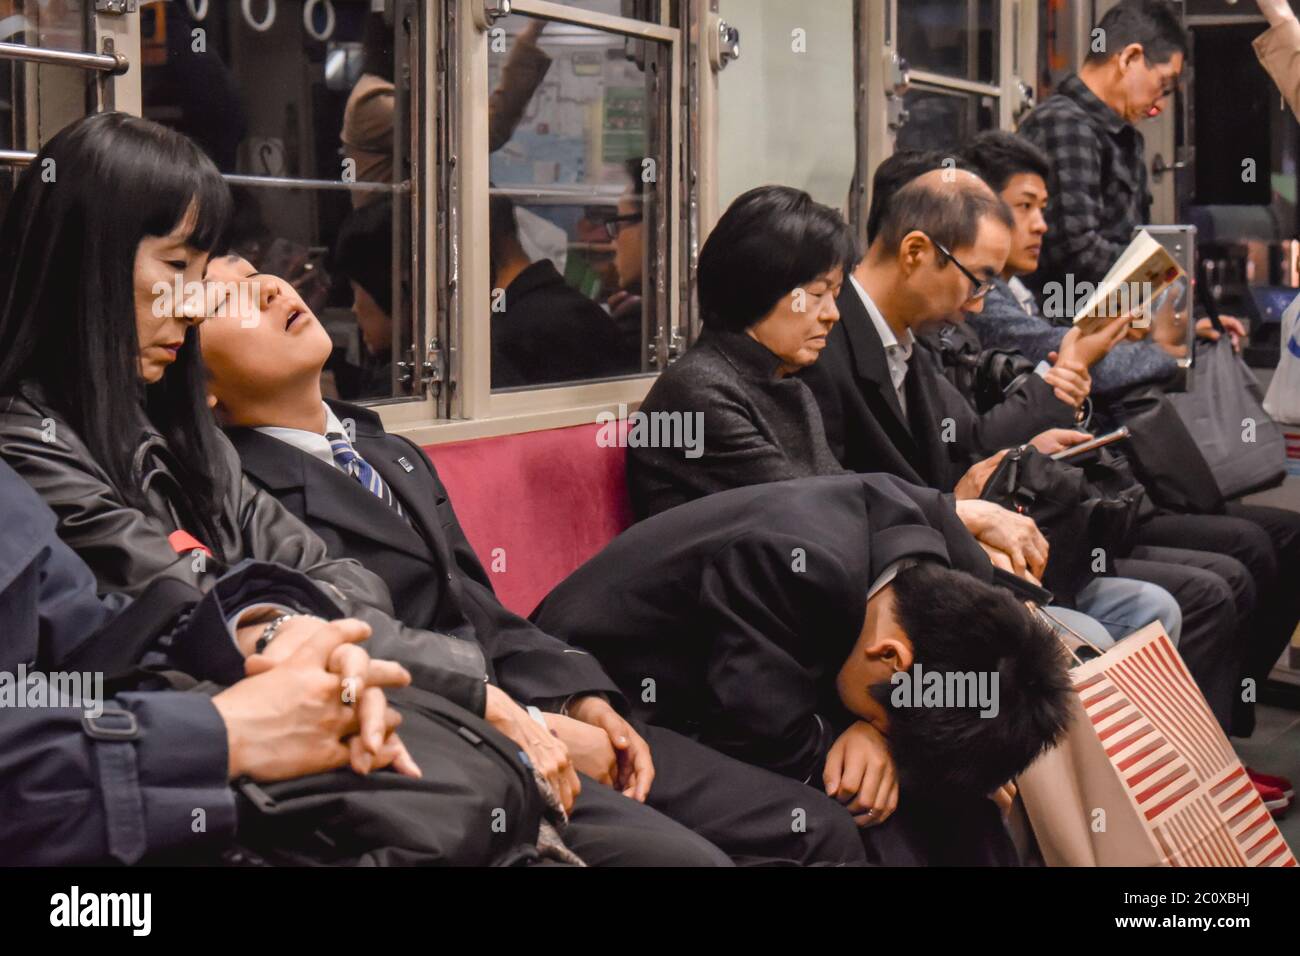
[
  {"left": 532, "top": 471, "right": 1075, "bottom": 865},
  {"left": 200, "top": 254, "right": 866, "bottom": 866}
]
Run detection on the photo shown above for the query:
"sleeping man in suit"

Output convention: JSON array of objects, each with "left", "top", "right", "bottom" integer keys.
[{"left": 198, "top": 254, "right": 878, "bottom": 866}]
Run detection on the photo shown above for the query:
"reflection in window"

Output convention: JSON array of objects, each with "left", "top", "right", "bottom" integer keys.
[
  {"left": 896, "top": 87, "right": 997, "bottom": 153},
  {"left": 1, "top": 0, "right": 92, "bottom": 213},
  {"left": 487, "top": 13, "right": 664, "bottom": 390},
  {"left": 898, "top": 0, "right": 998, "bottom": 85},
  {"left": 140, "top": 2, "right": 414, "bottom": 403}
]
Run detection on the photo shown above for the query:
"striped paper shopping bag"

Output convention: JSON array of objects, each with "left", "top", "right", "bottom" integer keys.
[{"left": 1018, "top": 623, "right": 1295, "bottom": 867}]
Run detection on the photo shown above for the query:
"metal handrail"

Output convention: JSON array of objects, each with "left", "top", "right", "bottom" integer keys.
[
  {"left": 0, "top": 41, "right": 127, "bottom": 75},
  {"left": 0, "top": 152, "right": 409, "bottom": 196},
  {"left": 222, "top": 173, "right": 408, "bottom": 193}
]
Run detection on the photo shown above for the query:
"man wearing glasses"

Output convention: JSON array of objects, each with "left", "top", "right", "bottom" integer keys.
[
  {"left": 802, "top": 167, "right": 1089, "bottom": 495},
  {"left": 1016, "top": 0, "right": 1186, "bottom": 309}
]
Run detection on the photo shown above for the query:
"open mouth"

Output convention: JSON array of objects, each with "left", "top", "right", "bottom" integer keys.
[{"left": 285, "top": 309, "right": 305, "bottom": 331}]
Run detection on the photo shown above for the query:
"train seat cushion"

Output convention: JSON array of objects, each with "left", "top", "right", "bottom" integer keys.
[{"left": 422, "top": 422, "right": 632, "bottom": 617}]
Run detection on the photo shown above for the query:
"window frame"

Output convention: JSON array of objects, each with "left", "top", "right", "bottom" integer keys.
[
  {"left": 418, "top": 0, "right": 682, "bottom": 445},
  {"left": 855, "top": 0, "right": 1035, "bottom": 242}
]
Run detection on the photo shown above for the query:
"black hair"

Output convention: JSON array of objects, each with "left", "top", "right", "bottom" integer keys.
[
  {"left": 960, "top": 130, "right": 1053, "bottom": 196},
  {"left": 878, "top": 563, "right": 1073, "bottom": 800},
  {"left": 698, "top": 185, "right": 857, "bottom": 333},
  {"left": 332, "top": 197, "right": 394, "bottom": 315},
  {"left": 876, "top": 170, "right": 1014, "bottom": 259},
  {"left": 1084, "top": 0, "right": 1188, "bottom": 67},
  {"left": 0, "top": 112, "right": 232, "bottom": 549},
  {"left": 865, "top": 150, "right": 974, "bottom": 244}
]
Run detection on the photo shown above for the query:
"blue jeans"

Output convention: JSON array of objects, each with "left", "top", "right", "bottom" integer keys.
[{"left": 1070, "top": 576, "right": 1182, "bottom": 650}]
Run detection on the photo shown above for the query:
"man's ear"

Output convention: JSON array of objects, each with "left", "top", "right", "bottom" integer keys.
[
  {"left": 899, "top": 231, "right": 931, "bottom": 275},
  {"left": 206, "top": 392, "right": 219, "bottom": 411},
  {"left": 1118, "top": 43, "right": 1146, "bottom": 73},
  {"left": 865, "top": 635, "right": 914, "bottom": 673}
]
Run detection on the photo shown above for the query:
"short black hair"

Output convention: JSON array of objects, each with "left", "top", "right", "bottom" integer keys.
[
  {"left": 1084, "top": 0, "right": 1188, "bottom": 67},
  {"left": 332, "top": 198, "right": 393, "bottom": 315},
  {"left": 876, "top": 170, "right": 1014, "bottom": 259},
  {"left": 698, "top": 185, "right": 857, "bottom": 333},
  {"left": 866, "top": 150, "right": 974, "bottom": 244},
  {"left": 961, "top": 131, "right": 1053, "bottom": 196},
  {"left": 879, "top": 563, "right": 1073, "bottom": 800}
]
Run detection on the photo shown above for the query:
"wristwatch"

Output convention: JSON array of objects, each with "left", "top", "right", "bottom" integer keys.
[{"left": 255, "top": 613, "right": 298, "bottom": 654}]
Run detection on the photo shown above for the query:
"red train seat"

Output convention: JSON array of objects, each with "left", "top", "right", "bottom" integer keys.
[{"left": 422, "top": 422, "right": 632, "bottom": 617}]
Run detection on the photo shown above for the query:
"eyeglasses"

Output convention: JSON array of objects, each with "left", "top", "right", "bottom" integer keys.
[
  {"left": 601, "top": 212, "right": 643, "bottom": 240},
  {"left": 921, "top": 232, "right": 994, "bottom": 301}
]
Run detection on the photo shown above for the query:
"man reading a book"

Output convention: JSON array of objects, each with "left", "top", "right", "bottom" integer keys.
[
  {"left": 958, "top": 131, "right": 1180, "bottom": 402},
  {"left": 1016, "top": 0, "right": 1246, "bottom": 347}
]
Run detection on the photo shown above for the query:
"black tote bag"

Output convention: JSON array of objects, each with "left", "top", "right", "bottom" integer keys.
[{"left": 1167, "top": 339, "right": 1287, "bottom": 500}]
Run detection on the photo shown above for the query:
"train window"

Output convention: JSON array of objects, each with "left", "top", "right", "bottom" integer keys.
[
  {"left": 858, "top": 0, "right": 1022, "bottom": 207},
  {"left": 896, "top": 86, "right": 999, "bottom": 153},
  {"left": 1, "top": 0, "right": 95, "bottom": 211},
  {"left": 715, "top": 0, "right": 856, "bottom": 211},
  {"left": 140, "top": 0, "right": 422, "bottom": 405},
  {"left": 898, "top": 0, "right": 999, "bottom": 87},
  {"left": 484, "top": 9, "right": 669, "bottom": 391}
]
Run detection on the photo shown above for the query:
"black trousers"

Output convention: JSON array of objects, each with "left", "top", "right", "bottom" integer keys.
[
  {"left": 639, "top": 723, "right": 1017, "bottom": 866},
  {"left": 638, "top": 723, "right": 867, "bottom": 866},
  {"left": 561, "top": 770, "right": 734, "bottom": 866},
  {"left": 1130, "top": 505, "right": 1300, "bottom": 737},
  {"left": 1114, "top": 545, "right": 1244, "bottom": 731}
]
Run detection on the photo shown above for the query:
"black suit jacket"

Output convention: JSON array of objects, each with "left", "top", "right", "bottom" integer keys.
[
  {"left": 227, "top": 400, "right": 622, "bottom": 709},
  {"left": 801, "top": 283, "right": 1074, "bottom": 491},
  {"left": 493, "top": 260, "right": 638, "bottom": 388},
  {"left": 801, "top": 285, "right": 960, "bottom": 489},
  {"left": 532, "top": 473, "right": 992, "bottom": 783}
]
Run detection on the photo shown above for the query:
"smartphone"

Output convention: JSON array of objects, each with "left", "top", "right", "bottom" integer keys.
[{"left": 1049, "top": 426, "right": 1131, "bottom": 461}]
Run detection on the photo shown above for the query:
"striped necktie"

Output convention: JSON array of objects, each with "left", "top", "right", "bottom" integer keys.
[{"left": 326, "top": 432, "right": 404, "bottom": 517}]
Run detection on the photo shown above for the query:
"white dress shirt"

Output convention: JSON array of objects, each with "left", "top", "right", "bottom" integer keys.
[{"left": 256, "top": 403, "right": 354, "bottom": 473}]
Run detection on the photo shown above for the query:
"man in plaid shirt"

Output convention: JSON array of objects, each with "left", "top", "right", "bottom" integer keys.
[{"left": 1017, "top": 0, "right": 1187, "bottom": 317}]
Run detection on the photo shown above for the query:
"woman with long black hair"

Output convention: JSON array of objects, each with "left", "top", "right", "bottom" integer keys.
[{"left": 0, "top": 111, "right": 489, "bottom": 712}]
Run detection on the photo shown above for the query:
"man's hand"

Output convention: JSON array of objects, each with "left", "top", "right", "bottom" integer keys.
[
  {"left": 1054, "top": 312, "right": 1132, "bottom": 368},
  {"left": 823, "top": 721, "right": 899, "bottom": 827},
  {"left": 953, "top": 450, "right": 1008, "bottom": 501},
  {"left": 955, "top": 499, "right": 1049, "bottom": 579},
  {"left": 1028, "top": 428, "right": 1092, "bottom": 457},
  {"left": 543, "top": 712, "right": 618, "bottom": 787},
  {"left": 1196, "top": 315, "right": 1246, "bottom": 352},
  {"left": 1040, "top": 359, "right": 1091, "bottom": 408},
  {"left": 213, "top": 619, "right": 418, "bottom": 782},
  {"left": 483, "top": 684, "right": 581, "bottom": 813},
  {"left": 566, "top": 695, "right": 655, "bottom": 801},
  {"left": 241, "top": 616, "right": 414, "bottom": 776}
]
